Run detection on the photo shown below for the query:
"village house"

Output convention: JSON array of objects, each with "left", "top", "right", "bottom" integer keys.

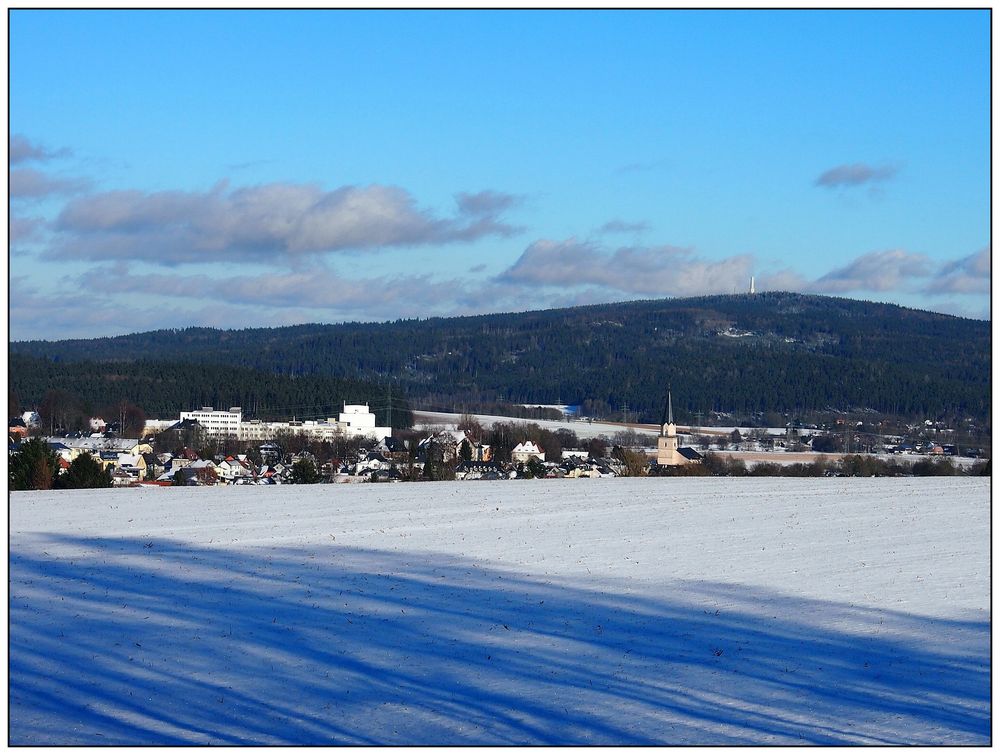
[
  {"left": 512, "top": 440, "right": 545, "bottom": 464},
  {"left": 174, "top": 459, "right": 221, "bottom": 486},
  {"left": 563, "top": 465, "right": 602, "bottom": 479},
  {"left": 459, "top": 438, "right": 492, "bottom": 462},
  {"left": 355, "top": 451, "right": 392, "bottom": 476},
  {"left": 110, "top": 467, "right": 136, "bottom": 487},
  {"left": 377, "top": 436, "right": 410, "bottom": 462},
  {"left": 454, "top": 460, "right": 506, "bottom": 481},
  {"left": 418, "top": 430, "right": 468, "bottom": 462},
  {"left": 143, "top": 452, "right": 164, "bottom": 480},
  {"left": 8, "top": 417, "right": 29, "bottom": 440},
  {"left": 368, "top": 467, "right": 403, "bottom": 483},
  {"left": 116, "top": 454, "right": 147, "bottom": 480},
  {"left": 41, "top": 436, "right": 154, "bottom": 476},
  {"left": 217, "top": 455, "right": 254, "bottom": 483},
  {"left": 43, "top": 435, "right": 152, "bottom": 461}
]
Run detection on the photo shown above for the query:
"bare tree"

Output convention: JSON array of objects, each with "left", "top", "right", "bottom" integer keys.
[{"left": 457, "top": 414, "right": 485, "bottom": 443}]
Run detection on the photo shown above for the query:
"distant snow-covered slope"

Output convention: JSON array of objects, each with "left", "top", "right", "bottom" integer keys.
[
  {"left": 414, "top": 409, "right": 662, "bottom": 439},
  {"left": 9, "top": 478, "right": 990, "bottom": 745}
]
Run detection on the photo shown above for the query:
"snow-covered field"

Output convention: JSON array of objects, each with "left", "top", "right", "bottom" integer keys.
[{"left": 9, "top": 478, "right": 990, "bottom": 745}]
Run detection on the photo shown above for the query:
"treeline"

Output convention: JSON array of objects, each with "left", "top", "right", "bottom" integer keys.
[
  {"left": 10, "top": 292, "right": 991, "bottom": 425},
  {"left": 9, "top": 353, "right": 413, "bottom": 431},
  {"left": 9, "top": 438, "right": 112, "bottom": 491},
  {"left": 658, "top": 453, "right": 990, "bottom": 478}
]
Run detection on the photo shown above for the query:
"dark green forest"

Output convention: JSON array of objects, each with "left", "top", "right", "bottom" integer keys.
[{"left": 10, "top": 292, "right": 990, "bottom": 426}]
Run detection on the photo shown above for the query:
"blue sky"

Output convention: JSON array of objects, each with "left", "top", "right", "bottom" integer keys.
[{"left": 9, "top": 9, "right": 991, "bottom": 340}]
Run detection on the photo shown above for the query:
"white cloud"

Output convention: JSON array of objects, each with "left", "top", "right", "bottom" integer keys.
[
  {"left": 810, "top": 249, "right": 931, "bottom": 293},
  {"left": 924, "top": 247, "right": 990, "bottom": 295},
  {"left": 497, "top": 239, "right": 607, "bottom": 287},
  {"left": 52, "top": 181, "right": 523, "bottom": 264},
  {"left": 77, "top": 264, "right": 470, "bottom": 320},
  {"left": 10, "top": 168, "right": 89, "bottom": 199},
  {"left": 10, "top": 216, "right": 46, "bottom": 244},
  {"left": 497, "top": 239, "right": 753, "bottom": 297},
  {"left": 9, "top": 134, "right": 71, "bottom": 165}
]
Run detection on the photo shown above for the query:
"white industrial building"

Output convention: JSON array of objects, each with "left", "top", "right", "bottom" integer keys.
[
  {"left": 179, "top": 407, "right": 244, "bottom": 437},
  {"left": 153, "top": 404, "right": 391, "bottom": 443},
  {"left": 338, "top": 404, "right": 391, "bottom": 440}
]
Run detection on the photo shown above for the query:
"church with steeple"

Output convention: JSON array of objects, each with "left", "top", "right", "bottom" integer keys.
[{"left": 656, "top": 388, "right": 703, "bottom": 467}]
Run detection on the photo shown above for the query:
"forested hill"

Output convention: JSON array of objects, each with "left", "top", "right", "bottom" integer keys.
[{"left": 10, "top": 292, "right": 991, "bottom": 425}]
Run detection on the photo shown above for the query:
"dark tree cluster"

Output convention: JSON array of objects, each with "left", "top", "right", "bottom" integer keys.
[
  {"left": 694, "top": 452, "right": 986, "bottom": 478},
  {"left": 9, "top": 438, "right": 112, "bottom": 491}
]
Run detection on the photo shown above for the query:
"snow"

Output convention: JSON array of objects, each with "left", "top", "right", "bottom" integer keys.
[
  {"left": 415, "top": 410, "right": 661, "bottom": 439},
  {"left": 9, "top": 478, "right": 990, "bottom": 745},
  {"left": 415, "top": 411, "right": 795, "bottom": 442}
]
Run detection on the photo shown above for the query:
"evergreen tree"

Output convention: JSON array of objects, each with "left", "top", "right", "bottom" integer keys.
[
  {"left": 9, "top": 438, "right": 59, "bottom": 490},
  {"left": 291, "top": 457, "right": 320, "bottom": 484},
  {"left": 56, "top": 453, "right": 113, "bottom": 489}
]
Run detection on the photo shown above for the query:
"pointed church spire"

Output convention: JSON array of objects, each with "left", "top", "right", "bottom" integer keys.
[
  {"left": 659, "top": 386, "right": 675, "bottom": 437},
  {"left": 659, "top": 390, "right": 670, "bottom": 436}
]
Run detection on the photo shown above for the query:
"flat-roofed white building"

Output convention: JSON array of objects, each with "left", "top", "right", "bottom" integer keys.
[
  {"left": 339, "top": 404, "right": 391, "bottom": 441},
  {"left": 179, "top": 407, "right": 243, "bottom": 438},
  {"left": 302, "top": 419, "right": 350, "bottom": 441},
  {"left": 238, "top": 418, "right": 348, "bottom": 442},
  {"left": 238, "top": 419, "right": 286, "bottom": 442},
  {"left": 160, "top": 403, "right": 391, "bottom": 443}
]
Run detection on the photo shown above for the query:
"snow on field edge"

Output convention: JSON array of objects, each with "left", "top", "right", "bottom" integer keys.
[{"left": 9, "top": 478, "right": 990, "bottom": 745}]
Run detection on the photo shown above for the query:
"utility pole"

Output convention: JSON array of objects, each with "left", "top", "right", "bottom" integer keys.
[{"left": 387, "top": 383, "right": 392, "bottom": 428}]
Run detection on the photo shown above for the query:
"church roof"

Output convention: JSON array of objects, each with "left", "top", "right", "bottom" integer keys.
[{"left": 659, "top": 389, "right": 675, "bottom": 435}]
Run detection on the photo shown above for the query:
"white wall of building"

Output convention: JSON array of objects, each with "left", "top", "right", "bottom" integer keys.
[
  {"left": 179, "top": 407, "right": 243, "bottom": 437},
  {"left": 160, "top": 403, "right": 391, "bottom": 443},
  {"left": 338, "top": 404, "right": 391, "bottom": 441}
]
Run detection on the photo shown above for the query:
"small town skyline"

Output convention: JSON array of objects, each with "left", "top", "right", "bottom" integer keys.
[
  {"left": 9, "top": 9, "right": 991, "bottom": 341},
  {"left": 13, "top": 397, "right": 984, "bottom": 489}
]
